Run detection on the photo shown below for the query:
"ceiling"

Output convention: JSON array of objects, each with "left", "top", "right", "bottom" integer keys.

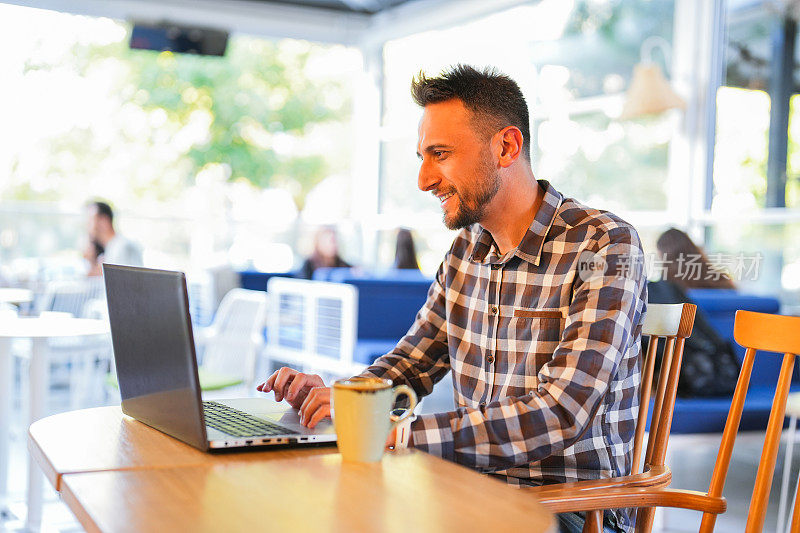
[
  {"left": 6, "top": 0, "right": 530, "bottom": 46},
  {"left": 240, "top": 0, "right": 417, "bottom": 15}
]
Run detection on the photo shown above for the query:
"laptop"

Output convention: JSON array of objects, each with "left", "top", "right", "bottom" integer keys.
[{"left": 102, "top": 264, "right": 337, "bottom": 451}]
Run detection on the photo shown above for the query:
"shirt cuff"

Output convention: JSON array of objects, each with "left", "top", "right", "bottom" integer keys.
[{"left": 409, "top": 412, "right": 456, "bottom": 462}]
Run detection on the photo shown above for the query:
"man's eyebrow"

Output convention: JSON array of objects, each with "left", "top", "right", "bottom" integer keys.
[{"left": 416, "top": 144, "right": 453, "bottom": 158}]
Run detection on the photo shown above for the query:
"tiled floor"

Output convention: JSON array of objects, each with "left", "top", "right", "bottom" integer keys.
[{"left": 2, "top": 378, "right": 798, "bottom": 532}]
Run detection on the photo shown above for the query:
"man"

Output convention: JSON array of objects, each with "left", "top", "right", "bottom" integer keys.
[
  {"left": 258, "top": 65, "right": 646, "bottom": 532},
  {"left": 86, "top": 201, "right": 143, "bottom": 267}
]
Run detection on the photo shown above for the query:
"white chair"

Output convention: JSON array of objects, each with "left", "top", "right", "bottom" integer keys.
[
  {"left": 25, "top": 278, "right": 111, "bottom": 409},
  {"left": 265, "top": 278, "right": 360, "bottom": 380},
  {"left": 197, "top": 288, "right": 268, "bottom": 396},
  {"left": 36, "top": 278, "right": 106, "bottom": 318}
]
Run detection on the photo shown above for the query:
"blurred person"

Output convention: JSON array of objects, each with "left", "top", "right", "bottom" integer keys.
[
  {"left": 83, "top": 239, "right": 104, "bottom": 277},
  {"left": 656, "top": 228, "right": 735, "bottom": 289},
  {"left": 86, "top": 201, "right": 143, "bottom": 267},
  {"left": 649, "top": 228, "right": 740, "bottom": 398},
  {"left": 393, "top": 228, "right": 420, "bottom": 270},
  {"left": 298, "top": 226, "right": 351, "bottom": 279},
  {"left": 258, "top": 65, "right": 646, "bottom": 533}
]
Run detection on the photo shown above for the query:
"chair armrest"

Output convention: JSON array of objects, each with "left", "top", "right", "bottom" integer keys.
[
  {"left": 194, "top": 326, "right": 217, "bottom": 348},
  {"left": 523, "top": 465, "right": 671, "bottom": 498},
  {"left": 532, "top": 486, "right": 726, "bottom": 516},
  {"left": 523, "top": 465, "right": 672, "bottom": 515}
]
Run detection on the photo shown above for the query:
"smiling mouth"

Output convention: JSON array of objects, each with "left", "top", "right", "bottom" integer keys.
[{"left": 436, "top": 191, "right": 455, "bottom": 203}]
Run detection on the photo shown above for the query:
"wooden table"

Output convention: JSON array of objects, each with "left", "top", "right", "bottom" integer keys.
[
  {"left": 30, "top": 406, "right": 555, "bottom": 532},
  {"left": 0, "top": 315, "right": 109, "bottom": 531}
]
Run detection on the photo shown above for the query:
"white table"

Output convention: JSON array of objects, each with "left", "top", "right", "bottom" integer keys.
[
  {"left": 0, "top": 316, "right": 109, "bottom": 531},
  {"left": 0, "top": 288, "right": 33, "bottom": 306}
]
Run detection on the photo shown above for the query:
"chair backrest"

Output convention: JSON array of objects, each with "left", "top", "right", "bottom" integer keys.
[
  {"left": 629, "top": 302, "right": 696, "bottom": 533},
  {"left": 201, "top": 288, "right": 268, "bottom": 386},
  {"left": 38, "top": 278, "right": 106, "bottom": 318},
  {"left": 337, "top": 277, "right": 431, "bottom": 340},
  {"left": 632, "top": 302, "right": 697, "bottom": 476},
  {"left": 265, "top": 278, "right": 358, "bottom": 376},
  {"left": 697, "top": 310, "right": 800, "bottom": 532}
]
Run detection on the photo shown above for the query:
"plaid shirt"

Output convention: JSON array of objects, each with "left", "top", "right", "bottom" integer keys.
[{"left": 361, "top": 179, "right": 647, "bottom": 531}]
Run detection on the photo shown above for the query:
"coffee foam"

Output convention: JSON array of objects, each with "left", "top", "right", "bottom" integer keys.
[{"left": 334, "top": 377, "right": 392, "bottom": 392}]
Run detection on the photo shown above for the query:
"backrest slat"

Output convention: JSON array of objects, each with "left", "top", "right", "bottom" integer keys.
[
  {"left": 632, "top": 335, "right": 660, "bottom": 475},
  {"left": 746, "top": 352, "right": 796, "bottom": 531},
  {"left": 651, "top": 337, "right": 687, "bottom": 467},
  {"left": 645, "top": 336, "right": 674, "bottom": 467},
  {"left": 699, "top": 346, "right": 757, "bottom": 533}
]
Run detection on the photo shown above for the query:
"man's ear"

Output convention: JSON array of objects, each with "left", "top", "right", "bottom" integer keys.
[{"left": 496, "top": 126, "right": 524, "bottom": 168}]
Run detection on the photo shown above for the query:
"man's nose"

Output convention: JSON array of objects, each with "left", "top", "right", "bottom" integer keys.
[{"left": 418, "top": 159, "right": 439, "bottom": 192}]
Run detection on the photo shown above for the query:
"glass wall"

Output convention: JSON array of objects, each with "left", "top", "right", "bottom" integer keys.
[
  {"left": 0, "top": 3, "right": 362, "bottom": 283},
  {"left": 705, "top": 0, "right": 800, "bottom": 304},
  {"left": 378, "top": 0, "right": 676, "bottom": 272}
]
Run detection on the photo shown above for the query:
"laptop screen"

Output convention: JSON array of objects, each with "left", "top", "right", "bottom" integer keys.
[{"left": 103, "top": 264, "right": 208, "bottom": 450}]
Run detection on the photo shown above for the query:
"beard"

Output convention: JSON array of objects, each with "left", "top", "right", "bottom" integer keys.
[{"left": 443, "top": 152, "right": 501, "bottom": 230}]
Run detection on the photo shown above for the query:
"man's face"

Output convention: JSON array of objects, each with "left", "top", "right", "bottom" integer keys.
[
  {"left": 416, "top": 99, "right": 501, "bottom": 230},
  {"left": 86, "top": 206, "right": 101, "bottom": 240}
]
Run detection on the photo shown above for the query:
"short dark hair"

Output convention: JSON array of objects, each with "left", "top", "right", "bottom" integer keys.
[
  {"left": 411, "top": 64, "right": 531, "bottom": 161},
  {"left": 90, "top": 201, "right": 114, "bottom": 224}
]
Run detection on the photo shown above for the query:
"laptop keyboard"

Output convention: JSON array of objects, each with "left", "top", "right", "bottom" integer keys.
[{"left": 202, "top": 401, "right": 298, "bottom": 438}]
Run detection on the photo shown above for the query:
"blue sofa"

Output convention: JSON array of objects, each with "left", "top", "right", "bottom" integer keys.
[
  {"left": 333, "top": 275, "right": 434, "bottom": 365},
  {"left": 651, "top": 289, "right": 786, "bottom": 434},
  {"left": 243, "top": 269, "right": 434, "bottom": 365},
  {"left": 238, "top": 270, "right": 297, "bottom": 291},
  {"left": 313, "top": 267, "right": 430, "bottom": 283}
]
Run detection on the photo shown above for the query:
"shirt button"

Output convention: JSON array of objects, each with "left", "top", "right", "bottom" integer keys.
[
  {"left": 487, "top": 354, "right": 495, "bottom": 363},
  {"left": 490, "top": 305, "right": 498, "bottom": 315}
]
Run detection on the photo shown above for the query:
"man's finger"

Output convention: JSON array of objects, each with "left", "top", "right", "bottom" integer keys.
[
  {"left": 291, "top": 388, "right": 310, "bottom": 409},
  {"left": 299, "top": 386, "right": 317, "bottom": 415},
  {"left": 261, "top": 370, "right": 280, "bottom": 393},
  {"left": 285, "top": 374, "right": 309, "bottom": 402},
  {"left": 385, "top": 426, "right": 397, "bottom": 450},
  {"left": 273, "top": 367, "right": 297, "bottom": 402},
  {"left": 305, "top": 404, "right": 331, "bottom": 429},
  {"left": 299, "top": 387, "right": 329, "bottom": 424}
]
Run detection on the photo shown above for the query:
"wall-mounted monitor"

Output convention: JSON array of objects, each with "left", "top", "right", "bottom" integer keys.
[{"left": 130, "top": 21, "right": 228, "bottom": 56}]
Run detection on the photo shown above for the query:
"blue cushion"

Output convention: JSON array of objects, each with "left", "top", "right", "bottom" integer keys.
[
  {"left": 354, "top": 339, "right": 398, "bottom": 365},
  {"left": 649, "top": 384, "right": 800, "bottom": 434},
  {"left": 685, "top": 289, "right": 781, "bottom": 314},
  {"left": 339, "top": 277, "right": 432, "bottom": 341},
  {"left": 686, "top": 289, "right": 783, "bottom": 387},
  {"left": 238, "top": 270, "right": 296, "bottom": 291}
]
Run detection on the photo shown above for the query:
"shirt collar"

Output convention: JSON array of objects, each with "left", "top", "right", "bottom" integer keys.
[{"left": 470, "top": 179, "right": 563, "bottom": 267}]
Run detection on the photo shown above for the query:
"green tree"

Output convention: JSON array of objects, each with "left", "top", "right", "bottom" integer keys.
[{"left": 7, "top": 15, "right": 353, "bottom": 209}]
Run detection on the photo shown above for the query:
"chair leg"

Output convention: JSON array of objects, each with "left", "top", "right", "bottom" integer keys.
[
  {"left": 637, "top": 508, "right": 656, "bottom": 533},
  {"left": 778, "top": 415, "right": 798, "bottom": 533},
  {"left": 791, "top": 472, "right": 800, "bottom": 533},
  {"left": 582, "top": 510, "right": 603, "bottom": 533}
]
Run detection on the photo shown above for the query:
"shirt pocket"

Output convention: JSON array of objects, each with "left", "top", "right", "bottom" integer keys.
[{"left": 504, "top": 308, "right": 566, "bottom": 391}]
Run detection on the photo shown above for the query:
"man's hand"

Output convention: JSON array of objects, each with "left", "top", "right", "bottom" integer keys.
[
  {"left": 298, "top": 386, "right": 331, "bottom": 428},
  {"left": 385, "top": 423, "right": 414, "bottom": 450},
  {"left": 256, "top": 367, "right": 325, "bottom": 412},
  {"left": 386, "top": 426, "right": 397, "bottom": 449}
]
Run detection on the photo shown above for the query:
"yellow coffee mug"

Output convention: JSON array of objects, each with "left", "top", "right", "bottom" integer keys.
[{"left": 332, "top": 377, "right": 417, "bottom": 462}]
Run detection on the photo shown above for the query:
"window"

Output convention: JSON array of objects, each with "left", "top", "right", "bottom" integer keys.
[
  {"left": 0, "top": 4, "right": 361, "bottom": 278},
  {"left": 378, "top": 0, "right": 676, "bottom": 271}
]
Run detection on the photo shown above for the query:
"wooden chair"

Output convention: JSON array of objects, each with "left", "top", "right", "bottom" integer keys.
[
  {"left": 524, "top": 302, "right": 697, "bottom": 532},
  {"left": 536, "top": 310, "right": 800, "bottom": 532}
]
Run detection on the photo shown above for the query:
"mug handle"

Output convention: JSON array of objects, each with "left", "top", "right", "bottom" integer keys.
[{"left": 389, "top": 385, "right": 418, "bottom": 425}]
